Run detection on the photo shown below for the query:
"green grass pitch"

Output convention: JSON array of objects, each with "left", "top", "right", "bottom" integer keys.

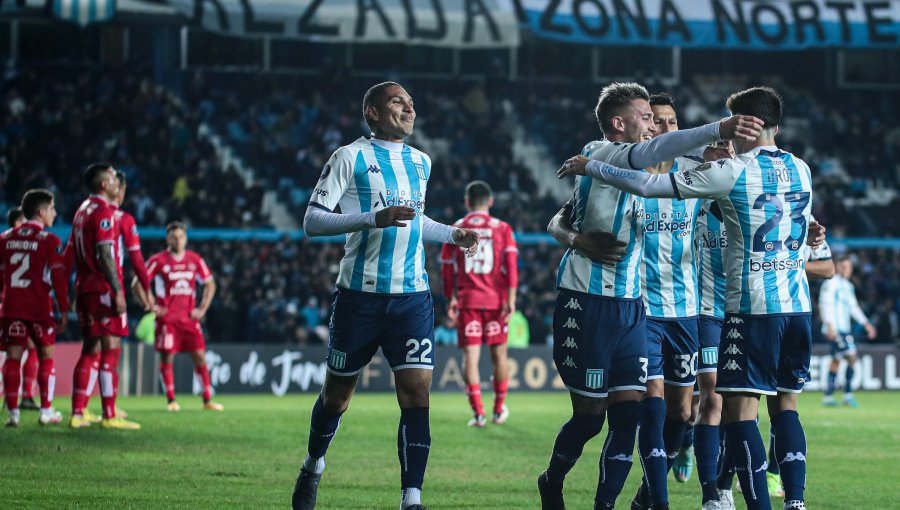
[{"left": 2, "top": 392, "right": 896, "bottom": 509}]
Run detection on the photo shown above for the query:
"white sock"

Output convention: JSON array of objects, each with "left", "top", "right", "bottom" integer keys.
[
  {"left": 400, "top": 487, "right": 421, "bottom": 509},
  {"left": 302, "top": 455, "right": 325, "bottom": 474}
]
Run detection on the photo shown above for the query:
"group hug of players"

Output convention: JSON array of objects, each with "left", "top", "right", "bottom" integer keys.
[
  {"left": 1, "top": 164, "right": 222, "bottom": 430},
  {"left": 290, "top": 81, "right": 843, "bottom": 510}
]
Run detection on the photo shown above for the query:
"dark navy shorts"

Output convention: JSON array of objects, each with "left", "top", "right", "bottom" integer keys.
[
  {"left": 829, "top": 332, "right": 857, "bottom": 357},
  {"left": 697, "top": 315, "right": 724, "bottom": 374},
  {"left": 716, "top": 313, "right": 812, "bottom": 396},
  {"left": 553, "top": 289, "right": 647, "bottom": 398},
  {"left": 326, "top": 288, "right": 436, "bottom": 376},
  {"left": 646, "top": 317, "right": 700, "bottom": 387}
]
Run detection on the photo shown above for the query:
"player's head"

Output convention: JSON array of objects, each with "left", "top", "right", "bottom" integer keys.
[
  {"left": 649, "top": 93, "right": 678, "bottom": 137},
  {"left": 7, "top": 206, "right": 24, "bottom": 228},
  {"left": 594, "top": 82, "right": 654, "bottom": 143},
  {"left": 166, "top": 221, "right": 188, "bottom": 254},
  {"left": 464, "top": 180, "right": 493, "bottom": 212},
  {"left": 726, "top": 86, "right": 782, "bottom": 151},
  {"left": 114, "top": 170, "right": 127, "bottom": 205},
  {"left": 835, "top": 255, "right": 853, "bottom": 278},
  {"left": 83, "top": 162, "right": 120, "bottom": 201},
  {"left": 362, "top": 81, "right": 415, "bottom": 142},
  {"left": 21, "top": 189, "right": 57, "bottom": 228}
]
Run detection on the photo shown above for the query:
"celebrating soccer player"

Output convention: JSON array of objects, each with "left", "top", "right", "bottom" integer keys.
[
  {"left": 292, "top": 81, "right": 478, "bottom": 510},
  {"left": 1, "top": 190, "right": 69, "bottom": 427},
  {"left": 440, "top": 180, "right": 518, "bottom": 427}
]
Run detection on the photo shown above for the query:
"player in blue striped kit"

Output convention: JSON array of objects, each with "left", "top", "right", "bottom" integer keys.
[
  {"left": 560, "top": 87, "right": 816, "bottom": 510},
  {"left": 292, "top": 82, "right": 478, "bottom": 510},
  {"left": 818, "top": 255, "right": 875, "bottom": 408}
]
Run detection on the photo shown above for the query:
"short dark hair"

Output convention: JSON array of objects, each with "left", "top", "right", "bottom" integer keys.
[
  {"left": 465, "top": 180, "right": 493, "bottom": 206},
  {"left": 649, "top": 93, "right": 676, "bottom": 108},
  {"left": 594, "top": 82, "right": 650, "bottom": 135},
  {"left": 166, "top": 221, "right": 187, "bottom": 233},
  {"left": 726, "top": 87, "right": 782, "bottom": 128},
  {"left": 362, "top": 81, "right": 402, "bottom": 131},
  {"left": 21, "top": 189, "right": 54, "bottom": 219},
  {"left": 115, "top": 169, "right": 126, "bottom": 184},
  {"left": 7, "top": 206, "right": 23, "bottom": 228},
  {"left": 83, "top": 162, "right": 113, "bottom": 192}
]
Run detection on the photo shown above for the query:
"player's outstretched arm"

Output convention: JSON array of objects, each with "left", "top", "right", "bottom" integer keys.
[
  {"left": 625, "top": 115, "right": 763, "bottom": 169},
  {"left": 421, "top": 215, "right": 479, "bottom": 256},
  {"left": 558, "top": 156, "right": 678, "bottom": 198},
  {"left": 806, "top": 261, "right": 835, "bottom": 280},
  {"left": 547, "top": 202, "right": 625, "bottom": 266}
]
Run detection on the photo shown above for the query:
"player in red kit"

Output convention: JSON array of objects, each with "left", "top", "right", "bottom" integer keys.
[
  {"left": 440, "top": 181, "right": 518, "bottom": 427},
  {"left": 113, "top": 170, "right": 152, "bottom": 306},
  {"left": 136, "top": 222, "right": 221, "bottom": 412},
  {"left": 1, "top": 190, "right": 69, "bottom": 426},
  {"left": 67, "top": 163, "right": 140, "bottom": 430},
  {"left": 1, "top": 206, "right": 34, "bottom": 411}
]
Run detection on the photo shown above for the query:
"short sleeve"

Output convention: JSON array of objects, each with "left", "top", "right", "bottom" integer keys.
[
  {"left": 310, "top": 147, "right": 355, "bottom": 212},
  {"left": 585, "top": 140, "right": 636, "bottom": 169},
  {"left": 504, "top": 224, "right": 518, "bottom": 253},
  {"left": 671, "top": 159, "right": 740, "bottom": 200},
  {"left": 47, "top": 235, "right": 65, "bottom": 269},
  {"left": 94, "top": 208, "right": 118, "bottom": 245},
  {"left": 809, "top": 239, "right": 832, "bottom": 261},
  {"left": 196, "top": 254, "right": 213, "bottom": 283},
  {"left": 121, "top": 214, "right": 141, "bottom": 251}
]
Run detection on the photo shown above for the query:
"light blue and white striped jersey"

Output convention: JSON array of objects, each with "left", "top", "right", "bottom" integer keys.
[
  {"left": 818, "top": 274, "right": 869, "bottom": 333},
  {"left": 640, "top": 157, "right": 703, "bottom": 318},
  {"left": 557, "top": 140, "right": 645, "bottom": 299},
  {"left": 310, "top": 137, "right": 431, "bottom": 294},
  {"left": 672, "top": 146, "right": 813, "bottom": 315},
  {"left": 695, "top": 199, "right": 727, "bottom": 319}
]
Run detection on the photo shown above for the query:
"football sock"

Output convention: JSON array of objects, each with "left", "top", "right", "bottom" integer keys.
[
  {"left": 71, "top": 353, "right": 93, "bottom": 415},
  {"left": 22, "top": 347, "right": 38, "bottom": 399},
  {"left": 663, "top": 416, "right": 688, "bottom": 472},
  {"left": 100, "top": 348, "right": 120, "bottom": 419},
  {"left": 465, "top": 383, "right": 484, "bottom": 417},
  {"left": 38, "top": 358, "right": 55, "bottom": 409},
  {"left": 85, "top": 352, "right": 101, "bottom": 408},
  {"left": 302, "top": 456, "right": 325, "bottom": 475},
  {"left": 307, "top": 396, "right": 343, "bottom": 460},
  {"left": 546, "top": 412, "right": 605, "bottom": 485},
  {"left": 844, "top": 364, "right": 854, "bottom": 394},
  {"left": 772, "top": 410, "right": 806, "bottom": 503},
  {"left": 637, "top": 396, "right": 668, "bottom": 506},
  {"left": 717, "top": 426, "right": 736, "bottom": 490},
  {"left": 595, "top": 400, "right": 639, "bottom": 507},
  {"left": 3, "top": 358, "right": 21, "bottom": 411},
  {"left": 767, "top": 425, "right": 780, "bottom": 475},
  {"left": 196, "top": 363, "right": 212, "bottom": 403},
  {"left": 725, "top": 420, "right": 771, "bottom": 510},
  {"left": 159, "top": 362, "right": 175, "bottom": 402},
  {"left": 825, "top": 371, "right": 836, "bottom": 396},
  {"left": 400, "top": 487, "right": 422, "bottom": 509},
  {"left": 695, "top": 424, "right": 721, "bottom": 503},
  {"left": 682, "top": 423, "right": 695, "bottom": 450},
  {"left": 398, "top": 407, "right": 431, "bottom": 490},
  {"left": 492, "top": 378, "right": 508, "bottom": 415}
]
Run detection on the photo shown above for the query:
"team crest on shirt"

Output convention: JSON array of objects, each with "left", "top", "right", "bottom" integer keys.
[
  {"left": 329, "top": 349, "right": 347, "bottom": 370},
  {"left": 319, "top": 164, "right": 331, "bottom": 180},
  {"left": 585, "top": 369, "right": 603, "bottom": 389},
  {"left": 8, "top": 321, "right": 26, "bottom": 337},
  {"left": 163, "top": 265, "right": 171, "bottom": 273},
  {"left": 100, "top": 219, "right": 112, "bottom": 230},
  {"left": 56, "top": 244, "right": 64, "bottom": 254},
  {"left": 414, "top": 163, "right": 426, "bottom": 180}
]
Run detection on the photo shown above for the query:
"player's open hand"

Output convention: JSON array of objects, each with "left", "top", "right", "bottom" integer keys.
[
  {"left": 558, "top": 155, "right": 589, "bottom": 179},
  {"left": 453, "top": 228, "right": 480, "bottom": 257},
  {"left": 57, "top": 314, "right": 68, "bottom": 335},
  {"left": 190, "top": 308, "right": 206, "bottom": 320},
  {"left": 865, "top": 323, "right": 877, "bottom": 340},
  {"left": 808, "top": 221, "right": 826, "bottom": 248},
  {"left": 375, "top": 206, "right": 416, "bottom": 228},
  {"left": 718, "top": 115, "right": 765, "bottom": 141},
  {"left": 501, "top": 300, "right": 516, "bottom": 323},
  {"left": 574, "top": 230, "right": 627, "bottom": 266},
  {"left": 447, "top": 296, "right": 459, "bottom": 322},
  {"left": 114, "top": 290, "right": 127, "bottom": 315}
]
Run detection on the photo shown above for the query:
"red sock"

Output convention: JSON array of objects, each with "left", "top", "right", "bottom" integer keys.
[
  {"left": 465, "top": 383, "right": 484, "bottom": 417},
  {"left": 38, "top": 358, "right": 55, "bottom": 409},
  {"left": 493, "top": 379, "right": 508, "bottom": 415},
  {"left": 159, "top": 362, "right": 175, "bottom": 402},
  {"left": 3, "top": 358, "right": 21, "bottom": 410},
  {"left": 22, "top": 348, "right": 38, "bottom": 399},
  {"left": 71, "top": 353, "right": 95, "bottom": 415},
  {"left": 100, "top": 348, "right": 120, "bottom": 419},
  {"left": 196, "top": 364, "right": 212, "bottom": 403}
]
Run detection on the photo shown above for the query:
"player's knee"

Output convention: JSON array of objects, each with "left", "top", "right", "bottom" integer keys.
[
  {"left": 666, "top": 404, "right": 692, "bottom": 423},
  {"left": 698, "top": 391, "right": 722, "bottom": 419}
]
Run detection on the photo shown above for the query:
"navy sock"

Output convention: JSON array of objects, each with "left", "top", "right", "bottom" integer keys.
[
  {"left": 725, "top": 420, "right": 772, "bottom": 510},
  {"left": 637, "top": 397, "right": 668, "bottom": 506},
  {"left": 307, "top": 396, "right": 343, "bottom": 460},
  {"left": 663, "top": 416, "right": 688, "bottom": 472},
  {"left": 398, "top": 407, "right": 431, "bottom": 490},
  {"left": 772, "top": 410, "right": 806, "bottom": 503},
  {"left": 695, "top": 424, "right": 720, "bottom": 503},
  {"left": 596, "top": 401, "right": 639, "bottom": 507},
  {"left": 825, "top": 371, "right": 836, "bottom": 396},
  {"left": 844, "top": 364, "right": 855, "bottom": 394},
  {"left": 767, "top": 425, "right": 780, "bottom": 475},
  {"left": 546, "top": 413, "right": 605, "bottom": 485},
  {"left": 681, "top": 423, "right": 695, "bottom": 450},
  {"left": 716, "top": 426, "right": 735, "bottom": 491}
]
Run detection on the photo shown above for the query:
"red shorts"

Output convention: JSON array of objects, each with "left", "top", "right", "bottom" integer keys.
[
  {"left": 77, "top": 292, "right": 129, "bottom": 339},
  {"left": 155, "top": 320, "right": 206, "bottom": 353},
  {"left": 457, "top": 308, "right": 508, "bottom": 347},
  {"left": 1, "top": 317, "right": 56, "bottom": 349}
]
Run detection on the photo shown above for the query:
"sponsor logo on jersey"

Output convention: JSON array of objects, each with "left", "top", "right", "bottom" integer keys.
[
  {"left": 725, "top": 329, "right": 742, "bottom": 340},
  {"left": 727, "top": 317, "right": 744, "bottom": 324},
  {"left": 560, "top": 356, "right": 577, "bottom": 368},
  {"left": 564, "top": 298, "right": 582, "bottom": 310},
  {"left": 329, "top": 349, "right": 347, "bottom": 370},
  {"left": 723, "top": 359, "right": 742, "bottom": 371},
  {"left": 171, "top": 280, "right": 194, "bottom": 296},
  {"left": 724, "top": 344, "right": 742, "bottom": 355},
  {"left": 750, "top": 258, "right": 804, "bottom": 272},
  {"left": 562, "top": 317, "right": 580, "bottom": 330},
  {"left": 561, "top": 337, "right": 578, "bottom": 349},
  {"left": 585, "top": 369, "right": 603, "bottom": 389},
  {"left": 464, "top": 321, "right": 483, "bottom": 337},
  {"left": 372, "top": 189, "right": 425, "bottom": 212},
  {"left": 701, "top": 347, "right": 718, "bottom": 366}
]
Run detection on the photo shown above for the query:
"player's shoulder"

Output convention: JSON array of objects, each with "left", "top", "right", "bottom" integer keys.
[
  {"left": 185, "top": 249, "right": 204, "bottom": 261},
  {"left": 582, "top": 139, "right": 632, "bottom": 159},
  {"left": 405, "top": 143, "right": 431, "bottom": 163}
]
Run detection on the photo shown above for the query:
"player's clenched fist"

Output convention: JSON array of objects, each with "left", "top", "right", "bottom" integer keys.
[
  {"left": 452, "top": 228, "right": 480, "bottom": 257},
  {"left": 718, "top": 114, "right": 765, "bottom": 141},
  {"left": 375, "top": 206, "right": 416, "bottom": 227},
  {"left": 557, "top": 155, "right": 590, "bottom": 179}
]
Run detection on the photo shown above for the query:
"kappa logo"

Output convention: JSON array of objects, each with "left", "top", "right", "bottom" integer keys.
[
  {"left": 561, "top": 356, "right": 577, "bottom": 368},
  {"left": 561, "top": 337, "right": 578, "bottom": 349},
  {"left": 723, "top": 359, "right": 742, "bottom": 371},
  {"left": 755, "top": 461, "right": 769, "bottom": 473},
  {"left": 646, "top": 448, "right": 667, "bottom": 459},
  {"left": 724, "top": 343, "right": 743, "bottom": 355},
  {"left": 563, "top": 298, "right": 582, "bottom": 310},
  {"left": 610, "top": 453, "right": 633, "bottom": 462},
  {"left": 727, "top": 317, "right": 744, "bottom": 324},
  {"left": 725, "top": 328, "right": 743, "bottom": 340},
  {"left": 366, "top": 165, "right": 381, "bottom": 174},
  {"left": 562, "top": 317, "right": 580, "bottom": 330},
  {"left": 781, "top": 452, "right": 807, "bottom": 463}
]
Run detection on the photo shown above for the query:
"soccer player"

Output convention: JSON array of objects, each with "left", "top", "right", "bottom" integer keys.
[
  {"left": 292, "top": 81, "right": 479, "bottom": 510},
  {"left": 440, "top": 180, "right": 518, "bottom": 427},
  {"left": 135, "top": 222, "right": 221, "bottom": 412},
  {"left": 113, "top": 170, "right": 153, "bottom": 311},
  {"left": 1, "top": 190, "right": 69, "bottom": 426},
  {"left": 818, "top": 255, "right": 875, "bottom": 408},
  {"left": 539, "top": 82, "right": 762, "bottom": 510},
  {"left": 1, "top": 207, "right": 35, "bottom": 412},
  {"left": 560, "top": 86, "right": 815, "bottom": 510},
  {"left": 67, "top": 163, "right": 140, "bottom": 430}
]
